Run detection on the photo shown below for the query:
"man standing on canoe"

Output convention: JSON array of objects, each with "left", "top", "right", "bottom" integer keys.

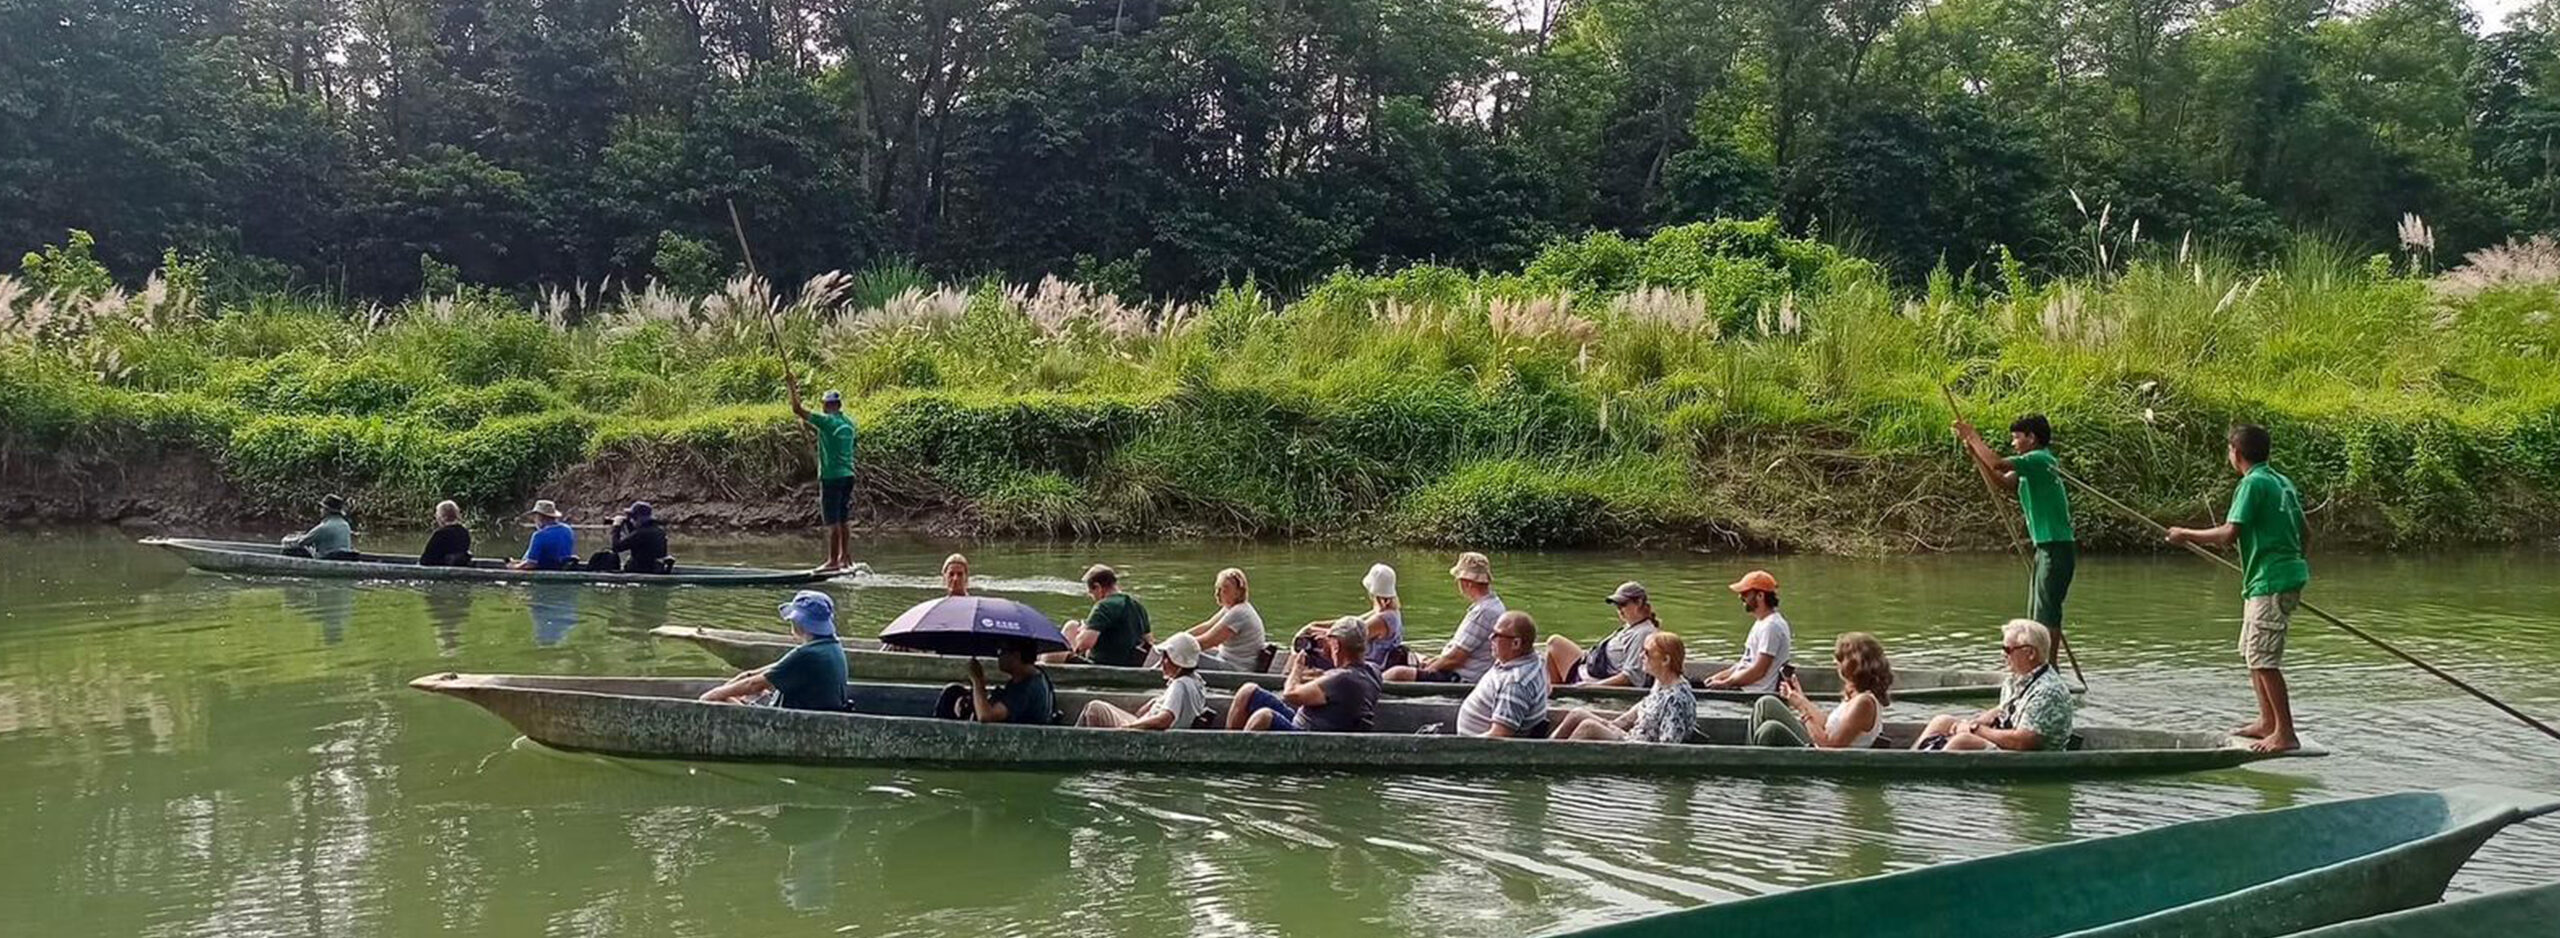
[
  {"left": 2168, "top": 424, "right": 2310, "bottom": 753},
  {"left": 1382, "top": 552, "right": 1505, "bottom": 684},
  {"left": 1955, "top": 413, "right": 2077, "bottom": 643},
  {"left": 785, "top": 372, "right": 857, "bottom": 574}
]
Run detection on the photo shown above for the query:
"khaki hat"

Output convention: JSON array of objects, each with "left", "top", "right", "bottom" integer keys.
[
  {"left": 1154, "top": 632, "right": 1202, "bottom": 669},
  {"left": 1448, "top": 552, "right": 1493, "bottom": 583},
  {"left": 1728, "top": 570, "right": 1779, "bottom": 594},
  {"left": 524, "top": 499, "right": 563, "bottom": 519},
  {"left": 1605, "top": 581, "right": 1650, "bottom": 606}
]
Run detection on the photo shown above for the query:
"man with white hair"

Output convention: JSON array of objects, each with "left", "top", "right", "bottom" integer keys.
[{"left": 1913, "top": 619, "right": 2074, "bottom": 751}]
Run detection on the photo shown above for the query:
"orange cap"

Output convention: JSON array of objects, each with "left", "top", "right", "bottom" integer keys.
[{"left": 1727, "top": 570, "right": 1779, "bottom": 594}]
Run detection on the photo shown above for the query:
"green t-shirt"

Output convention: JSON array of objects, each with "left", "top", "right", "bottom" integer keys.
[
  {"left": 2228, "top": 464, "right": 2310, "bottom": 597},
  {"left": 804, "top": 411, "right": 858, "bottom": 480},
  {"left": 2010, "top": 448, "right": 2074, "bottom": 545},
  {"left": 1086, "top": 592, "right": 1151, "bottom": 667}
]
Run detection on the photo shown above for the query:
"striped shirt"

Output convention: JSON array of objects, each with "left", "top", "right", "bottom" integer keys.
[
  {"left": 1440, "top": 594, "right": 1507, "bottom": 682},
  {"left": 1456, "top": 654, "right": 1549, "bottom": 736}
]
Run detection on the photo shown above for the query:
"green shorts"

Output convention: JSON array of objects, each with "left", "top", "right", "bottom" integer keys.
[{"left": 2030, "top": 541, "right": 2077, "bottom": 634}]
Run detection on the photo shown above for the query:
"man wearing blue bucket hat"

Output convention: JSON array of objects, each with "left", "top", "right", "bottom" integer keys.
[{"left": 702, "top": 590, "right": 849, "bottom": 711}]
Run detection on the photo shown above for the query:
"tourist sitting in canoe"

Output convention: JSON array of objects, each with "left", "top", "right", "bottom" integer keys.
[
  {"left": 940, "top": 553, "right": 970, "bottom": 595},
  {"left": 1226, "top": 616, "right": 1384, "bottom": 733},
  {"left": 1181, "top": 567, "right": 1267, "bottom": 672},
  {"left": 581, "top": 501, "right": 673, "bottom": 574},
  {"left": 1749, "top": 631, "right": 1895, "bottom": 748},
  {"left": 1455, "top": 610, "right": 1551, "bottom": 737},
  {"left": 1701, "top": 570, "right": 1792, "bottom": 692},
  {"left": 508, "top": 499, "right": 577, "bottom": 571},
  {"left": 938, "top": 639, "right": 1059, "bottom": 725},
  {"left": 418, "top": 500, "right": 472, "bottom": 567},
  {"left": 698, "top": 590, "right": 849, "bottom": 711},
  {"left": 1545, "top": 581, "right": 1664, "bottom": 688},
  {"left": 280, "top": 494, "right": 357, "bottom": 559},
  {"left": 1383, "top": 552, "right": 1506, "bottom": 684},
  {"left": 1548, "top": 632, "right": 1699, "bottom": 743},
  {"left": 1913, "top": 619, "right": 2074, "bottom": 751},
  {"left": 1290, "top": 562, "right": 1407, "bottom": 672},
  {"left": 1077, "top": 633, "right": 1209, "bottom": 730},
  {"left": 1049, "top": 564, "right": 1151, "bottom": 667}
]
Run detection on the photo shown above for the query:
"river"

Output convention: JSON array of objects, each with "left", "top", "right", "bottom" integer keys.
[{"left": 2, "top": 530, "right": 2556, "bottom": 936}]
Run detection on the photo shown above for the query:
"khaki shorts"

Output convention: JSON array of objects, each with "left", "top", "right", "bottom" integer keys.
[{"left": 2240, "top": 592, "right": 2299, "bottom": 669}]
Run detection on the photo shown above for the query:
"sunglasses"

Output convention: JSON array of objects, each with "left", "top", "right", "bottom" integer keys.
[
  {"left": 1493, "top": 631, "right": 1525, "bottom": 642},
  {"left": 2002, "top": 643, "right": 2028, "bottom": 653}
]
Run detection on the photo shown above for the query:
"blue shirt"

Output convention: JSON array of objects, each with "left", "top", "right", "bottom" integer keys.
[
  {"left": 766, "top": 638, "right": 849, "bottom": 712},
  {"left": 994, "top": 669, "right": 1055, "bottom": 724},
  {"left": 523, "top": 523, "right": 577, "bottom": 569}
]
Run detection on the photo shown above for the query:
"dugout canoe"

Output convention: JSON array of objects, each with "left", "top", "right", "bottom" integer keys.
[
  {"left": 653, "top": 625, "right": 2024, "bottom": 703},
  {"left": 145, "top": 537, "right": 835, "bottom": 586},
  {"left": 409, "top": 672, "right": 2317, "bottom": 777},
  {"left": 1543, "top": 786, "right": 2558, "bottom": 938},
  {"left": 2276, "top": 881, "right": 2560, "bottom": 937}
]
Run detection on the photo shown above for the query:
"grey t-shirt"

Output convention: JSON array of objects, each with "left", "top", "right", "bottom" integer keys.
[
  {"left": 1587, "top": 619, "right": 1661, "bottom": 688},
  {"left": 1209, "top": 602, "right": 1266, "bottom": 668},
  {"left": 1299, "top": 664, "right": 1382, "bottom": 732},
  {"left": 1143, "top": 674, "right": 1208, "bottom": 729}
]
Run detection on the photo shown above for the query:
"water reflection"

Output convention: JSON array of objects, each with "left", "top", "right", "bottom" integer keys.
[
  {"left": 765, "top": 805, "right": 852, "bottom": 912},
  {"left": 421, "top": 585, "right": 473, "bottom": 656},
  {"left": 281, "top": 581, "right": 357, "bottom": 644},
  {"left": 528, "top": 583, "right": 581, "bottom": 647}
]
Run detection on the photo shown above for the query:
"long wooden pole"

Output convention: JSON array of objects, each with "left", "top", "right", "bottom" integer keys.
[
  {"left": 1940, "top": 383, "right": 2088, "bottom": 687},
  {"left": 2059, "top": 466, "right": 2560, "bottom": 744},
  {"left": 726, "top": 199, "right": 790, "bottom": 365}
]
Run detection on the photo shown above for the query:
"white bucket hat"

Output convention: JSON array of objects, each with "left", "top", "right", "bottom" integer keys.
[
  {"left": 1362, "top": 563, "right": 1398, "bottom": 599},
  {"left": 1155, "top": 632, "right": 1202, "bottom": 669}
]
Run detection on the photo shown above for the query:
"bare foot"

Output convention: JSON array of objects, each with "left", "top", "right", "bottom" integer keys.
[
  {"left": 2247, "top": 732, "right": 2302, "bottom": 753},
  {"left": 2231, "top": 721, "right": 2272, "bottom": 739}
]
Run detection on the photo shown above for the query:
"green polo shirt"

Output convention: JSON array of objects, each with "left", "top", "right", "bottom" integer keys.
[
  {"left": 804, "top": 410, "right": 857, "bottom": 480},
  {"left": 2228, "top": 464, "right": 2310, "bottom": 597},
  {"left": 2011, "top": 448, "right": 2074, "bottom": 545}
]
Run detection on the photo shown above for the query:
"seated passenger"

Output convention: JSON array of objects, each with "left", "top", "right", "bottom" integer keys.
[
  {"left": 1291, "top": 563, "right": 1407, "bottom": 672},
  {"left": 1077, "top": 633, "right": 1209, "bottom": 730},
  {"left": 598, "top": 501, "right": 671, "bottom": 574},
  {"left": 1913, "top": 619, "right": 2074, "bottom": 751},
  {"left": 1548, "top": 632, "right": 1699, "bottom": 743},
  {"left": 282, "top": 494, "right": 357, "bottom": 559},
  {"left": 418, "top": 499, "right": 473, "bottom": 567},
  {"left": 1453, "top": 611, "right": 1551, "bottom": 738},
  {"left": 699, "top": 590, "right": 849, "bottom": 711},
  {"left": 940, "top": 553, "right": 971, "bottom": 596},
  {"left": 1702, "top": 570, "right": 1792, "bottom": 692},
  {"left": 1546, "top": 581, "right": 1665, "bottom": 688},
  {"left": 1749, "top": 632, "right": 1896, "bottom": 748},
  {"left": 1382, "top": 552, "right": 1504, "bottom": 684},
  {"left": 936, "top": 639, "right": 1058, "bottom": 725},
  {"left": 1226, "top": 616, "right": 1384, "bottom": 733},
  {"left": 1184, "top": 567, "right": 1266, "bottom": 672},
  {"left": 1049, "top": 565, "right": 1151, "bottom": 667},
  {"left": 508, "top": 499, "right": 576, "bottom": 571}
]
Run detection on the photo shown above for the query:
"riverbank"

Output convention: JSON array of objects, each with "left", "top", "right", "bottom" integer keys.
[{"left": 7, "top": 221, "right": 2559, "bottom": 552}]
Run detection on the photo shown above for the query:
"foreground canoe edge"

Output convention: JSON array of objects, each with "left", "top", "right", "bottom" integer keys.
[
  {"left": 2277, "top": 881, "right": 2560, "bottom": 937},
  {"left": 1541, "top": 785, "right": 2559, "bottom": 938},
  {"left": 651, "top": 624, "right": 2031, "bottom": 704},
  {"left": 409, "top": 672, "right": 2320, "bottom": 779},
  {"left": 144, "top": 537, "right": 841, "bottom": 586}
]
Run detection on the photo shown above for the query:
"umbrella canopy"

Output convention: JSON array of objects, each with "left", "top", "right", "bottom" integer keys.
[{"left": 878, "top": 595, "right": 1068, "bottom": 656}]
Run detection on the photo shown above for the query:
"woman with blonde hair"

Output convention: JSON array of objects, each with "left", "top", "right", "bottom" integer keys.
[
  {"left": 1548, "top": 632, "right": 1699, "bottom": 743},
  {"left": 1750, "top": 632, "right": 1895, "bottom": 748},
  {"left": 1184, "top": 567, "right": 1266, "bottom": 672},
  {"left": 940, "top": 553, "right": 971, "bottom": 596},
  {"left": 418, "top": 500, "right": 473, "bottom": 567},
  {"left": 1293, "top": 563, "right": 1408, "bottom": 671}
]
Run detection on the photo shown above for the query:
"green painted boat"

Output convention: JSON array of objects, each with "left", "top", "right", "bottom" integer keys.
[
  {"left": 653, "top": 625, "right": 2024, "bottom": 703},
  {"left": 145, "top": 537, "right": 837, "bottom": 586},
  {"left": 2277, "top": 881, "right": 2560, "bottom": 937},
  {"left": 1541, "top": 786, "right": 2556, "bottom": 938},
  {"left": 410, "top": 672, "right": 2316, "bottom": 778}
]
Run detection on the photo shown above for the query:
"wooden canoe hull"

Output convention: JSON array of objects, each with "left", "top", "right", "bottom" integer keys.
[
  {"left": 410, "top": 672, "right": 2316, "bottom": 778},
  {"left": 1545, "top": 786, "right": 2558, "bottom": 938},
  {"left": 2277, "top": 882, "right": 2560, "bottom": 937},
  {"left": 146, "top": 537, "right": 834, "bottom": 586},
  {"left": 653, "top": 625, "right": 2021, "bottom": 703}
]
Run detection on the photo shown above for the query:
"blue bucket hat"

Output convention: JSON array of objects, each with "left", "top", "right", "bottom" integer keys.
[{"left": 779, "top": 590, "right": 836, "bottom": 637}]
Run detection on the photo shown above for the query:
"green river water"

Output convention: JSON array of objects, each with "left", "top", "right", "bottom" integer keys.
[{"left": 3, "top": 530, "right": 2557, "bottom": 937}]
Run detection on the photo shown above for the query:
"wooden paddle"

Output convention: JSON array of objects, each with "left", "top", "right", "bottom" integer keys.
[
  {"left": 2059, "top": 466, "right": 2560, "bottom": 745},
  {"left": 1940, "top": 381, "right": 2089, "bottom": 687}
]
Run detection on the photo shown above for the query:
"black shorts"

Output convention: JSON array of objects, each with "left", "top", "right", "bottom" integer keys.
[
  {"left": 820, "top": 476, "right": 854, "bottom": 524},
  {"left": 1415, "top": 669, "right": 1466, "bottom": 684}
]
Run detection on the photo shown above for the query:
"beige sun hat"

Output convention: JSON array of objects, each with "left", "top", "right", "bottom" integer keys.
[{"left": 1448, "top": 552, "right": 1492, "bottom": 584}]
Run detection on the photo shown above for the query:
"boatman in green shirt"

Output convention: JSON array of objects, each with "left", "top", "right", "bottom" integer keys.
[
  {"left": 1955, "top": 413, "right": 2078, "bottom": 644},
  {"left": 786, "top": 371, "right": 858, "bottom": 574},
  {"left": 2167, "top": 423, "right": 2310, "bottom": 753}
]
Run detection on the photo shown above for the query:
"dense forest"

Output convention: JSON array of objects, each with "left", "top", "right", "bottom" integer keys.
[{"left": 7, "top": 0, "right": 2560, "bottom": 298}]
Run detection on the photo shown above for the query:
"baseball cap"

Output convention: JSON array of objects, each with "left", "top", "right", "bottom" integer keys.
[
  {"left": 821, "top": 389, "right": 843, "bottom": 404},
  {"left": 1728, "top": 570, "right": 1780, "bottom": 594},
  {"left": 1605, "top": 581, "right": 1650, "bottom": 606}
]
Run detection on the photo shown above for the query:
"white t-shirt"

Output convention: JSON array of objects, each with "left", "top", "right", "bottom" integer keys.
[
  {"left": 1207, "top": 602, "right": 1266, "bottom": 667},
  {"left": 1142, "top": 674, "right": 1209, "bottom": 729},
  {"left": 1733, "top": 612, "right": 1793, "bottom": 693}
]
